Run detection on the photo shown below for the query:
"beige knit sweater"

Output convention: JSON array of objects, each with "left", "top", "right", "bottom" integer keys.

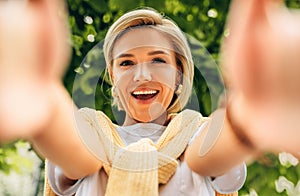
[{"left": 44, "top": 109, "right": 238, "bottom": 196}]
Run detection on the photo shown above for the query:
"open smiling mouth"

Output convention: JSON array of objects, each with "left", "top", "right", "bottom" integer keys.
[{"left": 131, "top": 90, "right": 159, "bottom": 100}]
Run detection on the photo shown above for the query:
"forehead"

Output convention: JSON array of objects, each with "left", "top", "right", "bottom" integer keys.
[{"left": 112, "top": 27, "right": 174, "bottom": 58}]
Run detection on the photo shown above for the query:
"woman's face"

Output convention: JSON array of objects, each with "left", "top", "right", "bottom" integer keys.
[{"left": 111, "top": 28, "right": 179, "bottom": 125}]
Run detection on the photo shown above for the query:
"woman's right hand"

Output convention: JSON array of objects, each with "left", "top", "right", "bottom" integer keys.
[{"left": 0, "top": 0, "right": 71, "bottom": 142}]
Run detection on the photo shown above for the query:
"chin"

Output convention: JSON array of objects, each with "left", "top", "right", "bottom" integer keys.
[
  {"left": 134, "top": 111, "right": 167, "bottom": 125},
  {"left": 126, "top": 103, "right": 168, "bottom": 124},
  {"left": 133, "top": 114, "right": 154, "bottom": 123}
]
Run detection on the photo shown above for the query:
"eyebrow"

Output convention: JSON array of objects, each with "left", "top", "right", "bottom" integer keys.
[
  {"left": 148, "top": 50, "right": 170, "bottom": 56},
  {"left": 116, "top": 53, "right": 134, "bottom": 58},
  {"left": 116, "top": 50, "right": 170, "bottom": 59}
]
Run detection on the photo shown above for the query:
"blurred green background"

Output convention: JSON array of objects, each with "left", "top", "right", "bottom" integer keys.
[{"left": 1, "top": 0, "right": 300, "bottom": 195}]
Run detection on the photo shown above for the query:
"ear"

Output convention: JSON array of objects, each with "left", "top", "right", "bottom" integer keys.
[
  {"left": 107, "top": 64, "right": 115, "bottom": 85},
  {"left": 175, "top": 66, "right": 183, "bottom": 86},
  {"left": 176, "top": 76, "right": 181, "bottom": 87}
]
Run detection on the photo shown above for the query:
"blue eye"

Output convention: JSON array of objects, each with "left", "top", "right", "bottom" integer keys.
[
  {"left": 152, "top": 58, "right": 166, "bottom": 64},
  {"left": 120, "top": 60, "right": 134, "bottom": 66}
]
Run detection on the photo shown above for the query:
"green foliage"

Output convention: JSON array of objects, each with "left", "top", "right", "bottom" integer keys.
[
  {"left": 241, "top": 153, "right": 300, "bottom": 196},
  {"left": 1, "top": 0, "right": 300, "bottom": 195},
  {"left": 0, "top": 141, "right": 33, "bottom": 175}
]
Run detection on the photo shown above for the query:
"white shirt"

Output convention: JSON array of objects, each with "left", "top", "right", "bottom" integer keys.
[{"left": 47, "top": 123, "right": 246, "bottom": 196}]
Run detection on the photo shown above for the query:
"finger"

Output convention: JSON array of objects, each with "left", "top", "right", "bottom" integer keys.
[
  {"left": 221, "top": 0, "right": 284, "bottom": 98},
  {"left": 262, "top": 5, "right": 300, "bottom": 101},
  {"left": 0, "top": 2, "right": 41, "bottom": 79},
  {"left": 27, "top": 0, "right": 71, "bottom": 79}
]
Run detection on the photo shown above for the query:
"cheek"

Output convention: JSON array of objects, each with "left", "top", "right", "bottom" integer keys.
[
  {"left": 113, "top": 71, "right": 132, "bottom": 107},
  {"left": 112, "top": 67, "right": 131, "bottom": 87},
  {"left": 114, "top": 75, "right": 129, "bottom": 100},
  {"left": 154, "top": 67, "right": 177, "bottom": 89}
]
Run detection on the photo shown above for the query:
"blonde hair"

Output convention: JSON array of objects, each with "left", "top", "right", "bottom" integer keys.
[{"left": 103, "top": 7, "right": 194, "bottom": 114}]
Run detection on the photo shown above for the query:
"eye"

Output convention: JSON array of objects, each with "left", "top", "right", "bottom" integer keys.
[
  {"left": 152, "top": 57, "right": 166, "bottom": 64},
  {"left": 119, "top": 60, "right": 134, "bottom": 66}
]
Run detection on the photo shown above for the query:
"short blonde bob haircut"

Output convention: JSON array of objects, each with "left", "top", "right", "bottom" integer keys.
[{"left": 103, "top": 7, "right": 194, "bottom": 114}]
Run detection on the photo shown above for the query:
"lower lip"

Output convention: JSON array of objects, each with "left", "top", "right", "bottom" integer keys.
[{"left": 132, "top": 94, "right": 158, "bottom": 104}]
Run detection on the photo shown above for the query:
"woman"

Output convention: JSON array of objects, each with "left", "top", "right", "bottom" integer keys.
[
  {"left": 0, "top": 0, "right": 299, "bottom": 195},
  {"left": 43, "top": 8, "right": 248, "bottom": 195}
]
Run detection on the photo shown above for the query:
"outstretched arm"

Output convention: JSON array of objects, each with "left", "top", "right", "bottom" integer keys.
[
  {"left": 186, "top": 0, "right": 300, "bottom": 177},
  {"left": 0, "top": 0, "right": 101, "bottom": 180}
]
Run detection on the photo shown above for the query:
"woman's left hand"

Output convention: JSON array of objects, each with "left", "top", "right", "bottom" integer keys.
[{"left": 221, "top": 0, "right": 300, "bottom": 156}]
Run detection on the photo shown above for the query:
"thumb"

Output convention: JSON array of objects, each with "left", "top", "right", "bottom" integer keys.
[
  {"left": 27, "top": 0, "right": 71, "bottom": 80},
  {"left": 220, "top": 0, "right": 283, "bottom": 97}
]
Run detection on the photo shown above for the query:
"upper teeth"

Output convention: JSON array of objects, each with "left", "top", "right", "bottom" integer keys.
[{"left": 132, "top": 90, "right": 157, "bottom": 95}]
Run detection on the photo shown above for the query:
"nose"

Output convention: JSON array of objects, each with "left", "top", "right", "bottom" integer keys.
[{"left": 133, "top": 63, "right": 152, "bottom": 81}]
